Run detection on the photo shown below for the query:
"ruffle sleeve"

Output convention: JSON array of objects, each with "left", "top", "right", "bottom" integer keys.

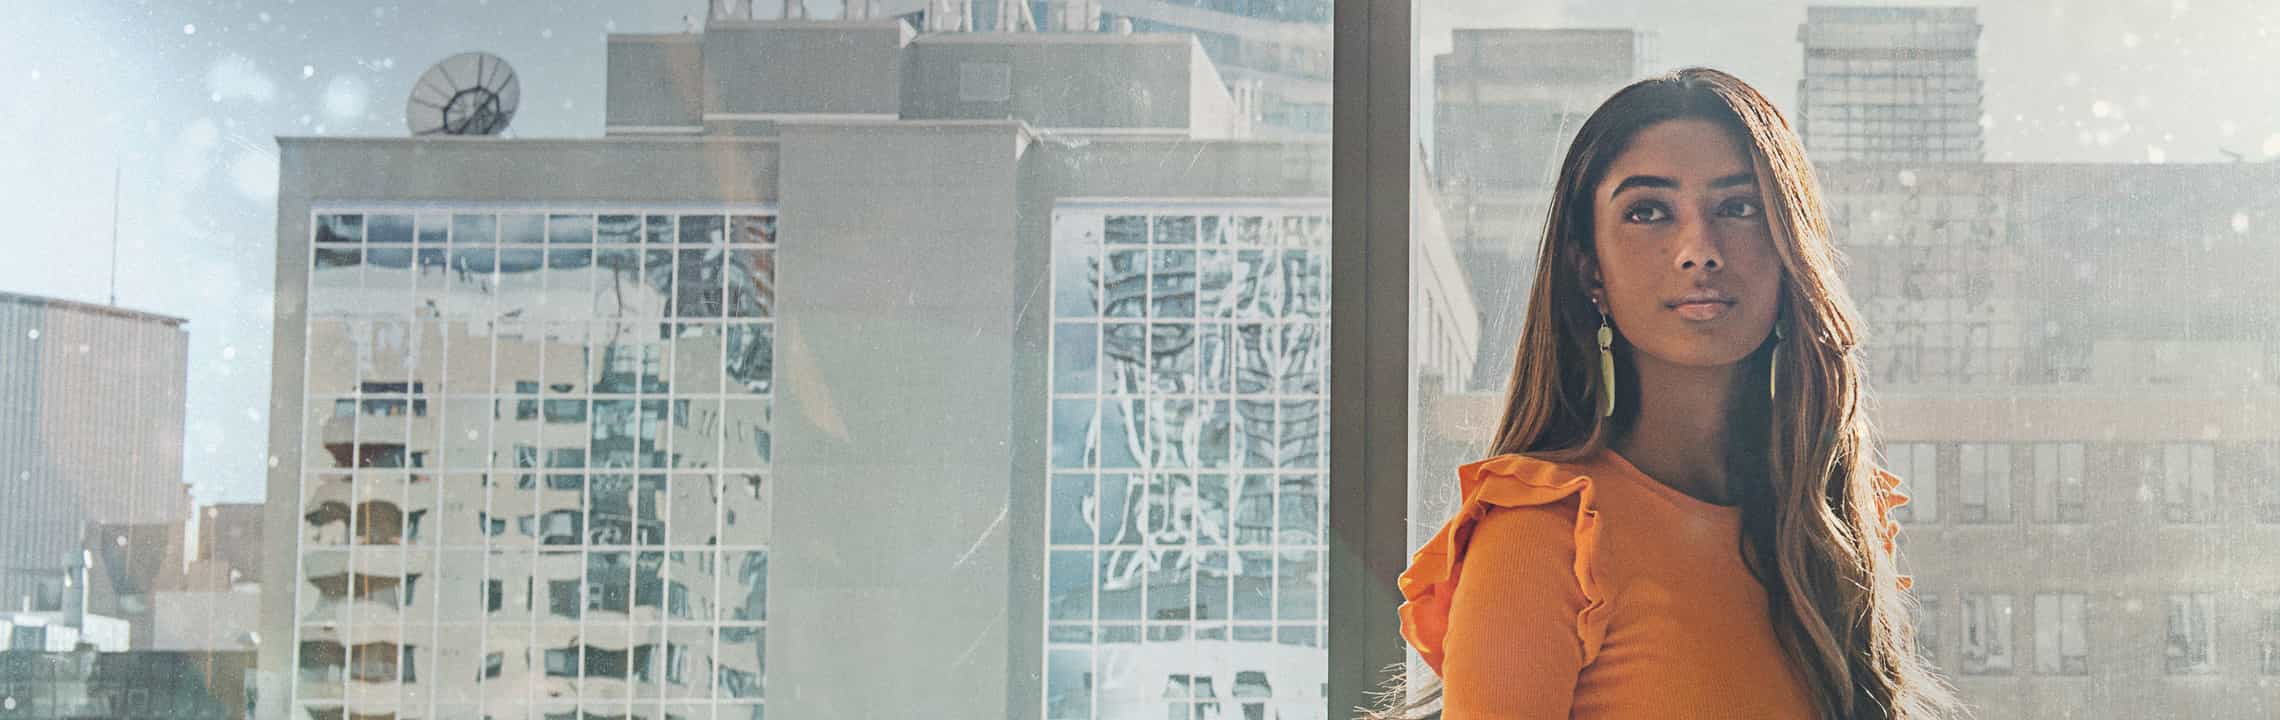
[
  {"left": 1397, "top": 454, "right": 1610, "bottom": 677},
  {"left": 1872, "top": 466, "right": 1914, "bottom": 592}
]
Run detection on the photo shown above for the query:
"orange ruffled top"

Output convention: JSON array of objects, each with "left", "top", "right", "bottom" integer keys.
[{"left": 1396, "top": 447, "right": 1911, "bottom": 719}]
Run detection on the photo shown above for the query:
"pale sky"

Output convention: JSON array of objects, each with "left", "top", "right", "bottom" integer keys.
[{"left": 2, "top": 0, "right": 2273, "bottom": 503}]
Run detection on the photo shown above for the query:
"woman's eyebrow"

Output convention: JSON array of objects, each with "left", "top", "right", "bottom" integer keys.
[
  {"left": 1608, "top": 175, "right": 1676, "bottom": 199},
  {"left": 1608, "top": 171, "right": 1757, "bottom": 200}
]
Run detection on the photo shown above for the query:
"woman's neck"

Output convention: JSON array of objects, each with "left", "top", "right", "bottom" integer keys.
[{"left": 1612, "top": 350, "right": 1747, "bottom": 506}]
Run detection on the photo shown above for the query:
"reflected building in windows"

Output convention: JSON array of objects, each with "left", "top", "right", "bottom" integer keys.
[
  {"left": 264, "top": 16, "right": 1475, "bottom": 720},
  {"left": 281, "top": 209, "right": 774, "bottom": 720}
]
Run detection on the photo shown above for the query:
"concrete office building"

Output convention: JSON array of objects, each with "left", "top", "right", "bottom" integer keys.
[
  {"left": 0, "top": 292, "right": 193, "bottom": 651},
  {"left": 1797, "top": 5, "right": 1986, "bottom": 162},
  {"left": 261, "top": 17, "right": 1475, "bottom": 720},
  {"left": 1413, "top": 160, "right": 2280, "bottom": 719},
  {"left": 1430, "top": 28, "right": 1650, "bottom": 390}
]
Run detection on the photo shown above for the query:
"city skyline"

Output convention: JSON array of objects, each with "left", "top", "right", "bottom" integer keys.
[{"left": 7, "top": 0, "right": 2279, "bottom": 504}]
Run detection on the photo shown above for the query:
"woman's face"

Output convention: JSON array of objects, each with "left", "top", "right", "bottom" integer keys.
[{"left": 1587, "top": 117, "right": 1783, "bottom": 369}]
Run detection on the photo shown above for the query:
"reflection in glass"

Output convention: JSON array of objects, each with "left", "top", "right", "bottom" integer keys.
[
  {"left": 501, "top": 214, "right": 546, "bottom": 245},
  {"left": 672, "top": 323, "right": 724, "bottom": 394},
  {"left": 721, "top": 399, "right": 771, "bottom": 467},
  {"left": 1050, "top": 474, "right": 1094, "bottom": 545},
  {"left": 725, "top": 248, "right": 774, "bottom": 318},
  {"left": 452, "top": 214, "right": 496, "bottom": 245},
  {"left": 725, "top": 551, "right": 767, "bottom": 622},
  {"left": 669, "top": 474, "right": 718, "bottom": 546},
  {"left": 725, "top": 323, "right": 774, "bottom": 394},
  {"left": 721, "top": 473, "right": 768, "bottom": 546},
  {"left": 367, "top": 246, "right": 415, "bottom": 294},
  {"left": 1045, "top": 209, "right": 1332, "bottom": 717},
  {"left": 663, "top": 627, "right": 715, "bottom": 698},
  {"left": 435, "top": 551, "right": 484, "bottom": 624},
  {"left": 548, "top": 213, "right": 594, "bottom": 244},
  {"left": 666, "top": 553, "right": 716, "bottom": 625},
  {"left": 672, "top": 397, "right": 722, "bottom": 468},
  {"left": 591, "top": 473, "right": 634, "bottom": 545},
  {"left": 496, "top": 247, "right": 546, "bottom": 318},
  {"left": 1050, "top": 550, "right": 1093, "bottom": 621},
  {"left": 303, "top": 208, "right": 782, "bottom": 716},
  {"left": 717, "top": 625, "right": 765, "bottom": 699},
  {"left": 677, "top": 248, "right": 725, "bottom": 317},
  {"left": 637, "top": 475, "right": 668, "bottom": 545}
]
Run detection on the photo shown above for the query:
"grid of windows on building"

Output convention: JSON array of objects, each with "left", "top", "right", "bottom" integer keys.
[
  {"left": 2032, "top": 592, "right": 2088, "bottom": 676},
  {"left": 1916, "top": 590, "right": 2280, "bottom": 678},
  {"left": 1826, "top": 169, "right": 2025, "bottom": 386},
  {"left": 1045, "top": 206, "right": 1330, "bottom": 720},
  {"left": 1797, "top": 6, "right": 1984, "bottom": 162},
  {"left": 1879, "top": 440, "right": 2271, "bottom": 527},
  {"left": 2167, "top": 593, "right": 2218, "bottom": 675},
  {"left": 297, "top": 211, "right": 773, "bottom": 719}
]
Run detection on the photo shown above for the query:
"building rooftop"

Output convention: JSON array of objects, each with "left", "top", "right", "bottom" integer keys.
[{"left": 0, "top": 291, "right": 186, "bottom": 328}]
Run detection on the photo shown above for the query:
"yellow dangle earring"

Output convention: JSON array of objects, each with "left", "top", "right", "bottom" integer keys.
[
  {"left": 1768, "top": 316, "right": 1783, "bottom": 402},
  {"left": 1596, "top": 300, "right": 1616, "bottom": 417}
]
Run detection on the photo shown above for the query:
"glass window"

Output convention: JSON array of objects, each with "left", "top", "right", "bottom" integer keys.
[
  {"left": 1885, "top": 441, "right": 1940, "bottom": 523},
  {"left": 2157, "top": 443, "right": 2219, "bottom": 524},
  {"left": 2033, "top": 592, "right": 2089, "bottom": 675},
  {"left": 2167, "top": 593, "right": 2219, "bottom": 675},
  {"left": 1962, "top": 593, "right": 2015, "bottom": 674},
  {"left": 1959, "top": 443, "right": 2013, "bottom": 523},
  {"left": 2034, "top": 442, "right": 2088, "bottom": 524}
]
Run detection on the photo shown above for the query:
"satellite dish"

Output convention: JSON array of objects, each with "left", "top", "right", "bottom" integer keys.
[{"left": 406, "top": 51, "right": 520, "bottom": 136}]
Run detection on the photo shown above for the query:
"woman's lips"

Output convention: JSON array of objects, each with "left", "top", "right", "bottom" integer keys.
[{"left": 1672, "top": 301, "right": 1732, "bottom": 321}]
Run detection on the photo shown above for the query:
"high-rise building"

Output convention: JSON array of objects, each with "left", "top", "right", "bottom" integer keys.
[
  {"left": 1796, "top": 5, "right": 1985, "bottom": 162},
  {"left": 1828, "top": 159, "right": 2280, "bottom": 718},
  {"left": 262, "top": 18, "right": 1475, "bottom": 720},
  {"left": 0, "top": 292, "right": 193, "bottom": 650},
  {"left": 1430, "top": 28, "right": 1650, "bottom": 390}
]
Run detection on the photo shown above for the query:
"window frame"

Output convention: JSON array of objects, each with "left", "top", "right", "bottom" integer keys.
[{"left": 1325, "top": 0, "right": 1418, "bottom": 715}]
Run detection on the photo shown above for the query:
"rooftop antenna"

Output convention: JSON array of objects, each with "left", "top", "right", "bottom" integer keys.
[{"left": 405, "top": 52, "right": 520, "bottom": 137}]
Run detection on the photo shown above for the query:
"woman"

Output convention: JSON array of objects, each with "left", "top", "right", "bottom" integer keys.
[{"left": 1370, "top": 68, "right": 1967, "bottom": 719}]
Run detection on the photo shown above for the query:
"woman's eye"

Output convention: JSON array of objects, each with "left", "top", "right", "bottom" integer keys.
[
  {"left": 1623, "top": 203, "right": 1669, "bottom": 223},
  {"left": 1720, "top": 198, "right": 1764, "bottom": 218}
]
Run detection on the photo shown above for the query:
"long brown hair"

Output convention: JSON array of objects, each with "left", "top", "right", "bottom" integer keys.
[{"left": 1366, "top": 67, "right": 1968, "bottom": 719}]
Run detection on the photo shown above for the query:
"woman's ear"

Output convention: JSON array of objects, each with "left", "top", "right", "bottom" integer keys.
[{"left": 1573, "top": 254, "right": 1604, "bottom": 304}]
